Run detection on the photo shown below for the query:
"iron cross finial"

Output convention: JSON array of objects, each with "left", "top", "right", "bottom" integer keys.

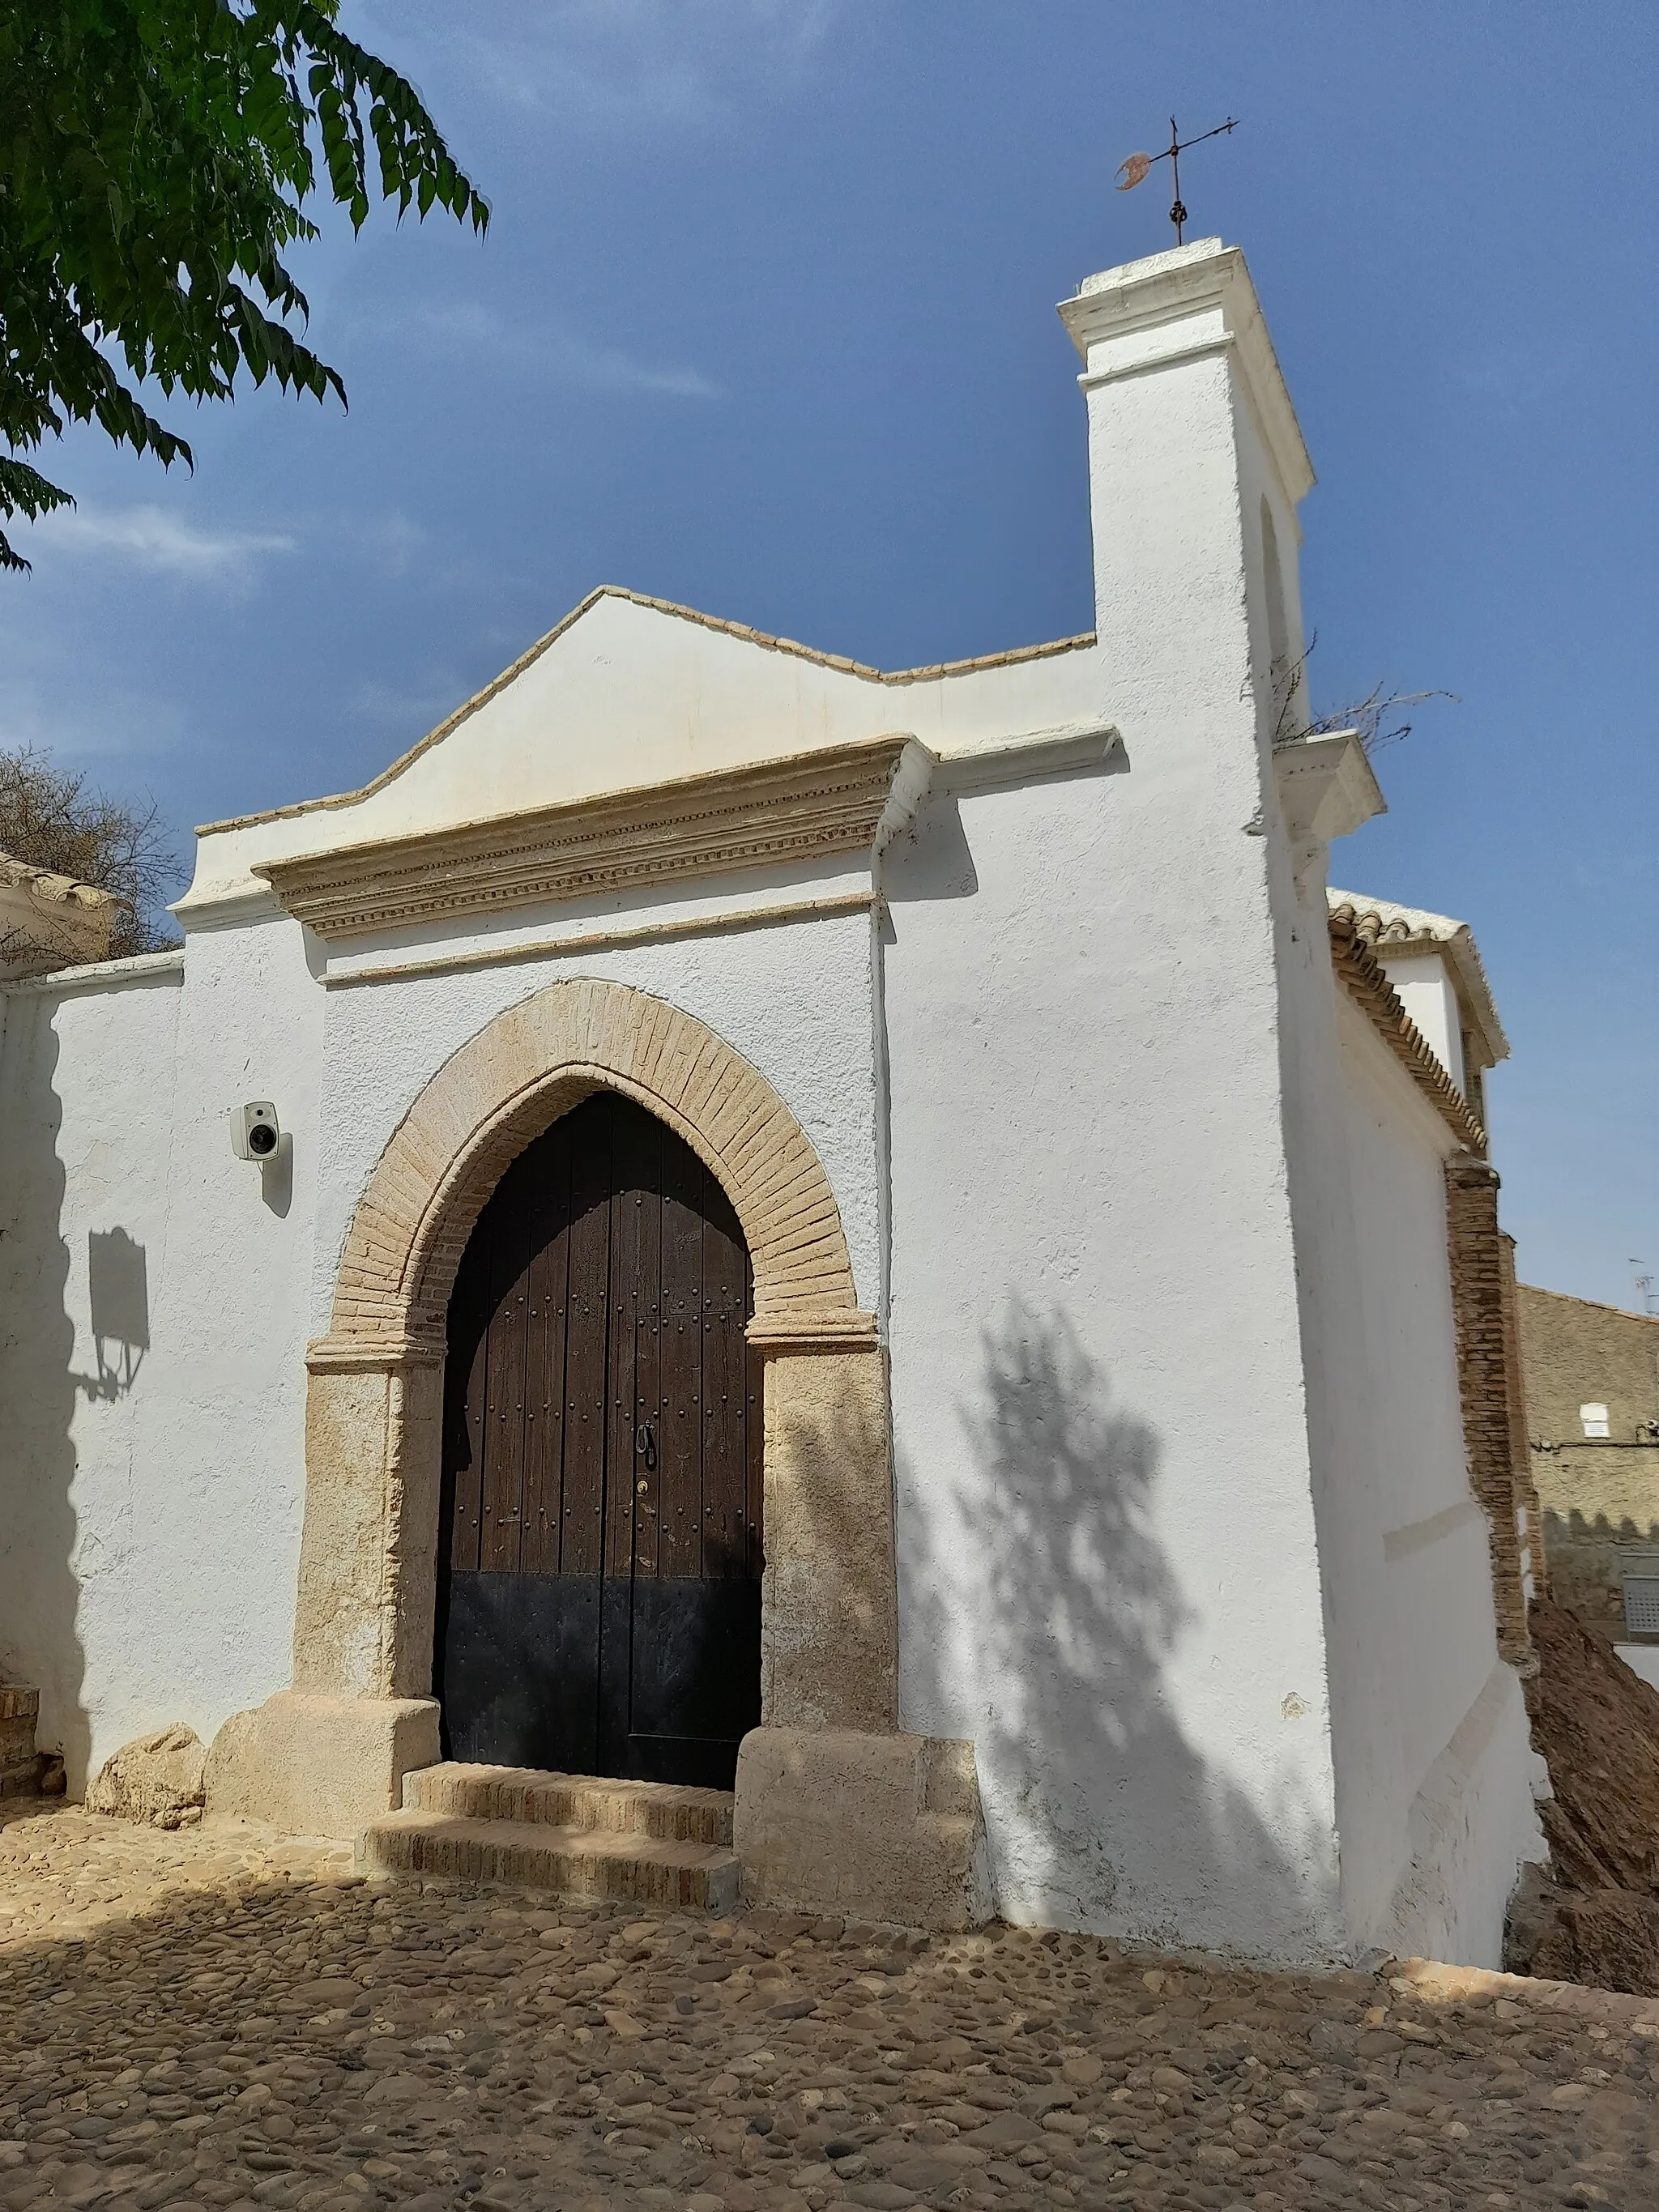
[{"left": 1115, "top": 116, "right": 1239, "bottom": 245}]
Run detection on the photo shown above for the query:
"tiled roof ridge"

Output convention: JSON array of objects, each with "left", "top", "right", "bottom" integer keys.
[
  {"left": 1328, "top": 887, "right": 1466, "bottom": 945},
  {"left": 603, "top": 586, "right": 1096, "bottom": 687},
  {"left": 1328, "top": 910, "right": 1486, "bottom": 1152},
  {"left": 1328, "top": 887, "right": 1509, "bottom": 1068},
  {"left": 0, "top": 850, "right": 121, "bottom": 909},
  {"left": 0, "top": 946, "right": 184, "bottom": 998},
  {"left": 196, "top": 585, "right": 1098, "bottom": 838}
]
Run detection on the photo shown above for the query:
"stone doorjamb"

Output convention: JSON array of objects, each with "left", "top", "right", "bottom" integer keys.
[{"left": 207, "top": 975, "right": 987, "bottom": 1924}]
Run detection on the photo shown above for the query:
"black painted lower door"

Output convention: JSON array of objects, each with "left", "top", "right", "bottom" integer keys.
[{"left": 435, "top": 1092, "right": 762, "bottom": 1789}]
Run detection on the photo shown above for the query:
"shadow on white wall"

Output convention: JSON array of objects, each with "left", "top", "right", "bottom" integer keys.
[
  {"left": 898, "top": 1300, "right": 1324, "bottom": 1948},
  {"left": 85, "top": 1227, "right": 149, "bottom": 1399}
]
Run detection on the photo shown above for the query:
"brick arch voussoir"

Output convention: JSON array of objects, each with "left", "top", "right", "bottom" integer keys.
[{"left": 329, "top": 980, "right": 861, "bottom": 1347}]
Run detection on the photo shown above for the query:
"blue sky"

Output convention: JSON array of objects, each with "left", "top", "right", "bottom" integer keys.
[{"left": 3, "top": 0, "right": 1654, "bottom": 1310}]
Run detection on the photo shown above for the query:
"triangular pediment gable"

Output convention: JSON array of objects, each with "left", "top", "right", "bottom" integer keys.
[{"left": 180, "top": 586, "right": 1098, "bottom": 916}]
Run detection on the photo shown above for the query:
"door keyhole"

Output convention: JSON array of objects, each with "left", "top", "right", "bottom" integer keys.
[{"left": 635, "top": 1421, "right": 657, "bottom": 1470}]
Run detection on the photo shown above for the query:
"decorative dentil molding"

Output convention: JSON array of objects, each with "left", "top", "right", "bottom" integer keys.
[{"left": 254, "top": 733, "right": 933, "bottom": 940}]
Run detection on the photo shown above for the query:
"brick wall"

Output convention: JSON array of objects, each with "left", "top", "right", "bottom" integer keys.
[
  {"left": 1500, "top": 1234, "right": 1548, "bottom": 1602},
  {"left": 1445, "top": 1157, "right": 1534, "bottom": 1669}
]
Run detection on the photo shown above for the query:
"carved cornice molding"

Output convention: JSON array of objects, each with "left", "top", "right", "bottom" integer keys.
[{"left": 255, "top": 733, "right": 933, "bottom": 941}]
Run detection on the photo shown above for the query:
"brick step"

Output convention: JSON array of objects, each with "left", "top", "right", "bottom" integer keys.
[
  {"left": 357, "top": 1808, "right": 740, "bottom": 1911},
  {"left": 403, "top": 1762, "right": 733, "bottom": 1847}
]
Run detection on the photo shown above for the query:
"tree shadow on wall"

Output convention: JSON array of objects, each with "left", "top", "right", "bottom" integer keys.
[{"left": 898, "top": 1300, "right": 1323, "bottom": 1951}]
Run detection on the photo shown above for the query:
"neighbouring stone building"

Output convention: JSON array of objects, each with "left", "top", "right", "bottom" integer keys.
[
  {"left": 1517, "top": 1283, "right": 1659, "bottom": 1666},
  {"left": 0, "top": 239, "right": 1549, "bottom": 1967},
  {"left": 0, "top": 855, "right": 117, "bottom": 980}
]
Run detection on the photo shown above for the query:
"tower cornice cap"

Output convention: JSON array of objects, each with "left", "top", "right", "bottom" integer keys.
[{"left": 1057, "top": 238, "right": 1315, "bottom": 505}]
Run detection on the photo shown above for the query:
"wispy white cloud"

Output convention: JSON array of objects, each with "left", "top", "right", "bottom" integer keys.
[
  {"left": 550, "top": 333, "right": 719, "bottom": 399},
  {"left": 30, "top": 503, "right": 296, "bottom": 584},
  {"left": 368, "top": 0, "right": 848, "bottom": 130},
  {"left": 354, "top": 509, "right": 430, "bottom": 579},
  {"left": 0, "top": 663, "right": 190, "bottom": 767},
  {"left": 353, "top": 298, "right": 719, "bottom": 399}
]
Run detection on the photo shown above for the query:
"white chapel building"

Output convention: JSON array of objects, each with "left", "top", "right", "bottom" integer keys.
[{"left": 0, "top": 241, "right": 1547, "bottom": 1967}]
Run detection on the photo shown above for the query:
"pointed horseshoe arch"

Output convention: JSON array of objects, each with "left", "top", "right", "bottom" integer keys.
[
  {"left": 292, "top": 974, "right": 891, "bottom": 1751},
  {"left": 322, "top": 978, "right": 871, "bottom": 1360}
]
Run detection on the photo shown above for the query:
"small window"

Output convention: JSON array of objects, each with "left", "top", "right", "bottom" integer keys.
[
  {"left": 1623, "top": 1575, "right": 1659, "bottom": 1638},
  {"left": 1580, "top": 1402, "right": 1610, "bottom": 1438}
]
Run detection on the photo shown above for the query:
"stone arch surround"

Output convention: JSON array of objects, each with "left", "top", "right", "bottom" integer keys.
[
  {"left": 210, "top": 974, "right": 987, "bottom": 1928},
  {"left": 318, "top": 977, "right": 870, "bottom": 1362}
]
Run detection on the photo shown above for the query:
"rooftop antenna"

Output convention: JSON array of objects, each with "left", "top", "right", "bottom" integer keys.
[
  {"left": 1116, "top": 116, "right": 1239, "bottom": 246},
  {"left": 1631, "top": 1260, "right": 1657, "bottom": 1317}
]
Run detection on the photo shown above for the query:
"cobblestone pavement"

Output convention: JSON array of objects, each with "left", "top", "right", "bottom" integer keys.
[{"left": 1, "top": 1805, "right": 1654, "bottom": 2212}]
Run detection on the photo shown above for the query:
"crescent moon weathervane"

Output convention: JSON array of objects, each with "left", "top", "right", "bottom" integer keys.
[{"left": 1115, "top": 116, "right": 1238, "bottom": 245}]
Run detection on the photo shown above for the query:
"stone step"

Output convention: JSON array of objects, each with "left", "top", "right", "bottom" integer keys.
[
  {"left": 0, "top": 1686, "right": 52, "bottom": 1800},
  {"left": 357, "top": 1808, "right": 740, "bottom": 1911},
  {"left": 403, "top": 1762, "right": 734, "bottom": 1847}
]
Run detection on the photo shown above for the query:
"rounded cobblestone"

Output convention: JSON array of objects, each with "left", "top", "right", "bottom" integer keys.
[{"left": 1, "top": 1805, "right": 1654, "bottom": 2212}]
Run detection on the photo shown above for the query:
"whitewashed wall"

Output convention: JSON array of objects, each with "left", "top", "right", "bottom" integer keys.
[
  {"left": 1330, "top": 999, "right": 1542, "bottom": 1963},
  {"left": 0, "top": 914, "right": 325, "bottom": 1788},
  {"left": 130, "top": 912, "right": 325, "bottom": 1765},
  {"left": 883, "top": 249, "right": 1350, "bottom": 1965},
  {"left": 0, "top": 962, "right": 181, "bottom": 1787},
  {"left": 883, "top": 766, "right": 1349, "bottom": 1963},
  {"left": 1273, "top": 847, "right": 1541, "bottom": 1966},
  {"left": 309, "top": 867, "right": 886, "bottom": 1333},
  {"left": 1379, "top": 954, "right": 1466, "bottom": 1098},
  {"left": 0, "top": 867, "right": 889, "bottom": 1788},
  {"left": 1228, "top": 300, "right": 1538, "bottom": 1968}
]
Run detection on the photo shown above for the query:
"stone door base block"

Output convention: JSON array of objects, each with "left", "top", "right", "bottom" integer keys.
[
  {"left": 205, "top": 1691, "right": 440, "bottom": 1839},
  {"left": 734, "top": 1727, "right": 991, "bottom": 1929}
]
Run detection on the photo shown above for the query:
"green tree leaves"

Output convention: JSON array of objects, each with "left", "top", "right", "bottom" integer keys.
[{"left": 0, "top": 0, "right": 488, "bottom": 569}]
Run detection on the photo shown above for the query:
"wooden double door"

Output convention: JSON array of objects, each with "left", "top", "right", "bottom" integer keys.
[{"left": 436, "top": 1091, "right": 762, "bottom": 1789}]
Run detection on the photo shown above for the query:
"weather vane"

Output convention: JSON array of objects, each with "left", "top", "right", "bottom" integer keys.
[{"left": 1116, "top": 116, "right": 1238, "bottom": 245}]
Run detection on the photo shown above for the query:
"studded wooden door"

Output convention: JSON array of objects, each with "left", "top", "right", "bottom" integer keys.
[{"left": 436, "top": 1090, "right": 763, "bottom": 1788}]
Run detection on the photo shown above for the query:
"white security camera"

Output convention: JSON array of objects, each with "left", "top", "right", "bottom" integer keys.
[{"left": 230, "top": 1102, "right": 282, "bottom": 1162}]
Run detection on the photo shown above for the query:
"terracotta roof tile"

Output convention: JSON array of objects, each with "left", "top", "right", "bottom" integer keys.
[
  {"left": 1328, "top": 886, "right": 1508, "bottom": 1069},
  {"left": 1328, "top": 909, "right": 1486, "bottom": 1152},
  {"left": 0, "top": 851, "right": 121, "bottom": 910}
]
